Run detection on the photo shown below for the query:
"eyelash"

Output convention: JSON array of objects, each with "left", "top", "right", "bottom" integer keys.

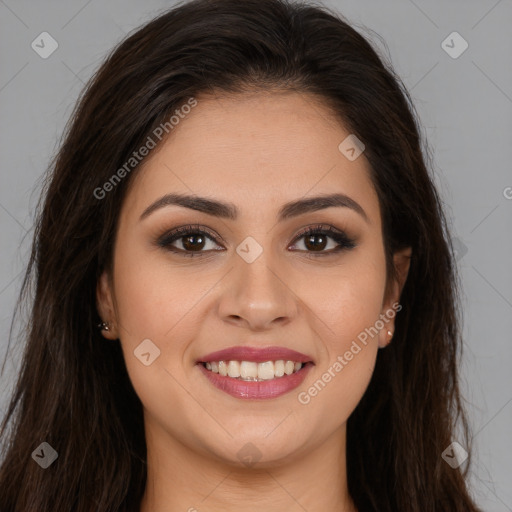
[{"left": 156, "top": 223, "right": 357, "bottom": 258}]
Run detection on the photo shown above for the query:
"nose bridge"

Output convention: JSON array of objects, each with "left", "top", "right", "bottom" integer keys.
[{"left": 219, "top": 241, "right": 297, "bottom": 329}]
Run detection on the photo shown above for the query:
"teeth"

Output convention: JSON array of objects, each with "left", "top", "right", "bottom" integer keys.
[
  {"left": 203, "top": 359, "right": 305, "bottom": 381},
  {"left": 258, "top": 361, "right": 274, "bottom": 380},
  {"left": 274, "top": 360, "right": 285, "bottom": 377},
  {"left": 227, "top": 360, "right": 240, "bottom": 378},
  {"left": 218, "top": 360, "right": 228, "bottom": 376},
  {"left": 285, "top": 361, "right": 294, "bottom": 375},
  {"left": 240, "top": 361, "right": 258, "bottom": 379}
]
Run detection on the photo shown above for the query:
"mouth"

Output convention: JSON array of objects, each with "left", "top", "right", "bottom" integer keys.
[{"left": 196, "top": 346, "right": 314, "bottom": 400}]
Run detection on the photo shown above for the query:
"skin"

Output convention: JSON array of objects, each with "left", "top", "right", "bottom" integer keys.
[{"left": 97, "top": 90, "right": 411, "bottom": 512}]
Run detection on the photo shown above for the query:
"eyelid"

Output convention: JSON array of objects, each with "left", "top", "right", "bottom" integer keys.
[
  {"left": 156, "top": 224, "right": 224, "bottom": 250},
  {"left": 156, "top": 223, "right": 356, "bottom": 256},
  {"left": 291, "top": 223, "right": 351, "bottom": 242},
  {"left": 288, "top": 223, "right": 357, "bottom": 252}
]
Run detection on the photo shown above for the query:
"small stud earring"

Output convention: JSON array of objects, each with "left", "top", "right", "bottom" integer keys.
[
  {"left": 98, "top": 321, "right": 110, "bottom": 331},
  {"left": 387, "top": 330, "right": 393, "bottom": 344}
]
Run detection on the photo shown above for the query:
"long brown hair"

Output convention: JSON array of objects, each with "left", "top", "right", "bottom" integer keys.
[{"left": 0, "top": 0, "right": 482, "bottom": 510}]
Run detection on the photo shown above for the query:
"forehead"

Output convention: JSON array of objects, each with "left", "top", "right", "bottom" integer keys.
[{"left": 122, "top": 91, "right": 380, "bottom": 225}]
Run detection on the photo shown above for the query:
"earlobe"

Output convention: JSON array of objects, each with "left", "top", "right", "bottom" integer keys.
[{"left": 96, "top": 270, "right": 118, "bottom": 340}]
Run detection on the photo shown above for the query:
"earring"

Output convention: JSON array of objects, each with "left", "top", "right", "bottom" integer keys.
[
  {"left": 98, "top": 321, "right": 110, "bottom": 331},
  {"left": 387, "top": 330, "right": 393, "bottom": 345}
]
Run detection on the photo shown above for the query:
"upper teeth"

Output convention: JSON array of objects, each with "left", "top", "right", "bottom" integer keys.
[{"left": 204, "top": 360, "right": 303, "bottom": 381}]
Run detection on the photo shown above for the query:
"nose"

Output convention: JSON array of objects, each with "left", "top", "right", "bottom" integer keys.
[{"left": 217, "top": 253, "right": 298, "bottom": 331}]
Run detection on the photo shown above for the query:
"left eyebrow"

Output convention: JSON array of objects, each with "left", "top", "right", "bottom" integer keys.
[{"left": 139, "top": 192, "right": 370, "bottom": 224}]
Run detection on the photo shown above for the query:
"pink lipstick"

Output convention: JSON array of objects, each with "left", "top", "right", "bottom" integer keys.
[{"left": 196, "top": 346, "right": 314, "bottom": 400}]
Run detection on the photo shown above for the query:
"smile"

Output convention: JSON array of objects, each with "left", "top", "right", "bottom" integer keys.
[
  {"left": 197, "top": 360, "right": 314, "bottom": 400},
  {"left": 196, "top": 345, "right": 314, "bottom": 399}
]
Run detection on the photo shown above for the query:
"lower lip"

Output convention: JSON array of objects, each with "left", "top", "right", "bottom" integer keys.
[{"left": 197, "top": 362, "right": 313, "bottom": 400}]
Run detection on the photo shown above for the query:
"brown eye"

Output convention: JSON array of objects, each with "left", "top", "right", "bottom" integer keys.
[
  {"left": 303, "top": 232, "right": 329, "bottom": 251},
  {"left": 157, "top": 225, "right": 223, "bottom": 257},
  {"left": 290, "top": 225, "right": 356, "bottom": 255},
  {"left": 157, "top": 223, "right": 356, "bottom": 259},
  {"left": 180, "top": 233, "right": 207, "bottom": 251}
]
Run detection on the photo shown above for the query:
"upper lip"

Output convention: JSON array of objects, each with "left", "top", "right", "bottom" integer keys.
[{"left": 197, "top": 346, "right": 314, "bottom": 364}]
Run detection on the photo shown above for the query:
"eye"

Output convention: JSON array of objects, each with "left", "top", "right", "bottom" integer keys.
[
  {"left": 156, "top": 223, "right": 356, "bottom": 258},
  {"left": 289, "top": 224, "right": 356, "bottom": 256},
  {"left": 156, "top": 224, "right": 224, "bottom": 257}
]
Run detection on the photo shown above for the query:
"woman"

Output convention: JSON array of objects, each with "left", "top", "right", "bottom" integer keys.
[{"left": 0, "top": 0, "right": 483, "bottom": 510}]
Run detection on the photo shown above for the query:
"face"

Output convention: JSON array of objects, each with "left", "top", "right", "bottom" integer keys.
[{"left": 97, "top": 91, "right": 411, "bottom": 467}]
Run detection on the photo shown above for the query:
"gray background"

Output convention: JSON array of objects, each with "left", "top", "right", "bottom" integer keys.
[{"left": 0, "top": 0, "right": 511, "bottom": 510}]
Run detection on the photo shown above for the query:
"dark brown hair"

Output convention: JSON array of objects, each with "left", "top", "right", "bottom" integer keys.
[{"left": 0, "top": 0, "right": 482, "bottom": 510}]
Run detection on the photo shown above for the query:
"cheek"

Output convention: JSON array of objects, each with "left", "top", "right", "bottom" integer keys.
[
  {"left": 293, "top": 249, "right": 385, "bottom": 415},
  {"left": 296, "top": 274, "right": 383, "bottom": 425},
  {"left": 295, "top": 249, "right": 387, "bottom": 348},
  {"left": 110, "top": 245, "right": 210, "bottom": 436},
  {"left": 298, "top": 341, "right": 378, "bottom": 430},
  {"left": 112, "top": 237, "right": 213, "bottom": 340}
]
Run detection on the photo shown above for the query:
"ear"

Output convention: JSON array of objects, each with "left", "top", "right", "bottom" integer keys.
[
  {"left": 96, "top": 270, "right": 119, "bottom": 340},
  {"left": 378, "top": 246, "right": 412, "bottom": 348}
]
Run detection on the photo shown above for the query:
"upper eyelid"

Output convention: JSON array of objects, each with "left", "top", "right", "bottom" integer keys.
[{"left": 157, "top": 223, "right": 354, "bottom": 248}]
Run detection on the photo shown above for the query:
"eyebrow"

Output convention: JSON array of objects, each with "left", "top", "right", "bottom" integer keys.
[{"left": 139, "top": 192, "right": 370, "bottom": 224}]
